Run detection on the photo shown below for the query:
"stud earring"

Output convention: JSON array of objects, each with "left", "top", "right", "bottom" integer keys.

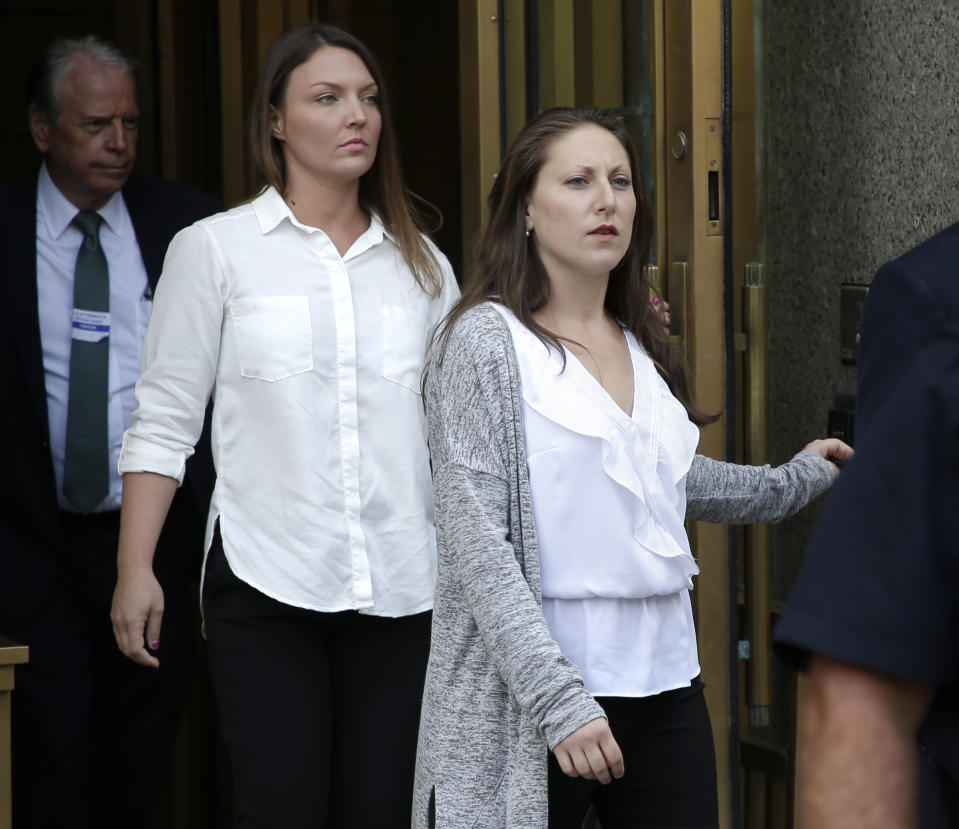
[{"left": 525, "top": 220, "right": 532, "bottom": 238}]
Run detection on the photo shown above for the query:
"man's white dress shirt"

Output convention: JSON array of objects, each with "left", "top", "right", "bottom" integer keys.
[
  {"left": 36, "top": 162, "right": 152, "bottom": 513},
  {"left": 120, "top": 186, "right": 459, "bottom": 616}
]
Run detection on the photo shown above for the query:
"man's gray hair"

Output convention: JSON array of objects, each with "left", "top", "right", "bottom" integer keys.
[{"left": 28, "top": 35, "right": 136, "bottom": 122}]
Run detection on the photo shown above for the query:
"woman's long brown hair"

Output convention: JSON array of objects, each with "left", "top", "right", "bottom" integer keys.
[
  {"left": 431, "top": 106, "right": 715, "bottom": 426},
  {"left": 248, "top": 23, "right": 444, "bottom": 297}
]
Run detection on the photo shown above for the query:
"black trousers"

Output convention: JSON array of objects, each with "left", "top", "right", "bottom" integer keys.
[
  {"left": 9, "top": 511, "right": 194, "bottom": 829},
  {"left": 547, "top": 679, "right": 720, "bottom": 829},
  {"left": 202, "top": 532, "right": 431, "bottom": 829}
]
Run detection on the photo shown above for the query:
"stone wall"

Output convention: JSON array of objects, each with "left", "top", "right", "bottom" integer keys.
[{"left": 762, "top": 0, "right": 959, "bottom": 598}]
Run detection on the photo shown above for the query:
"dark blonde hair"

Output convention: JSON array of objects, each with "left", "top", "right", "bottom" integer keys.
[
  {"left": 434, "top": 106, "right": 714, "bottom": 425},
  {"left": 249, "top": 23, "right": 443, "bottom": 297}
]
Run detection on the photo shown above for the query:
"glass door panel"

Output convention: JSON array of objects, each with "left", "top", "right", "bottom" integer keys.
[
  {"left": 500, "top": 1, "right": 660, "bottom": 263},
  {"left": 458, "top": 3, "right": 738, "bottom": 826}
]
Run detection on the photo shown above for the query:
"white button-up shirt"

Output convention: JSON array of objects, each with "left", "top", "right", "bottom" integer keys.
[{"left": 119, "top": 186, "right": 459, "bottom": 616}]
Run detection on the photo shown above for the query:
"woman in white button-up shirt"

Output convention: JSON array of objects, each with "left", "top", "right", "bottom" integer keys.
[{"left": 111, "top": 24, "right": 458, "bottom": 828}]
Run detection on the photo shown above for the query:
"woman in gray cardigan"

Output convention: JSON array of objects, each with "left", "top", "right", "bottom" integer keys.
[{"left": 413, "top": 107, "right": 851, "bottom": 829}]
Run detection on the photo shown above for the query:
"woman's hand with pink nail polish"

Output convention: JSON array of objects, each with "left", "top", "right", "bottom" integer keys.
[{"left": 112, "top": 567, "right": 165, "bottom": 669}]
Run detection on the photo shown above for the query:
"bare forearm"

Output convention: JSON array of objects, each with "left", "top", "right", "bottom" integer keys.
[
  {"left": 117, "top": 471, "right": 178, "bottom": 574},
  {"left": 113, "top": 471, "right": 179, "bottom": 667},
  {"left": 797, "top": 655, "right": 934, "bottom": 829}
]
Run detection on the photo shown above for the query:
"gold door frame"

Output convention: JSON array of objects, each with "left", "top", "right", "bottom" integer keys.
[
  {"left": 661, "top": 4, "right": 732, "bottom": 827},
  {"left": 458, "top": 0, "right": 503, "bottom": 260},
  {"left": 216, "top": 0, "right": 313, "bottom": 207},
  {"left": 458, "top": 4, "right": 738, "bottom": 826}
]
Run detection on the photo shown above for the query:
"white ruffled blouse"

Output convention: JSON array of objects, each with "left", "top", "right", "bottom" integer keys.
[{"left": 493, "top": 304, "right": 703, "bottom": 697}]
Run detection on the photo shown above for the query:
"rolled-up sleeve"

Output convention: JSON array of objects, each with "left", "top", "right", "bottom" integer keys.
[{"left": 119, "top": 222, "right": 225, "bottom": 484}]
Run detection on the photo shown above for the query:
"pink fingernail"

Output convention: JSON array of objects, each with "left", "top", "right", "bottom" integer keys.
[
  {"left": 652, "top": 297, "right": 660, "bottom": 307},
  {"left": 150, "top": 640, "right": 160, "bottom": 650}
]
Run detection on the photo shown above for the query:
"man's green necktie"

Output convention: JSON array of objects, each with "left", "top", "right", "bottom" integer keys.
[{"left": 64, "top": 210, "right": 110, "bottom": 513}]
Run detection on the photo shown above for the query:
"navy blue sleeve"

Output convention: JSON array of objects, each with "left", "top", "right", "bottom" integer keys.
[
  {"left": 774, "top": 332, "right": 959, "bottom": 686},
  {"left": 856, "top": 223, "right": 959, "bottom": 443},
  {"left": 856, "top": 262, "right": 948, "bottom": 441}
]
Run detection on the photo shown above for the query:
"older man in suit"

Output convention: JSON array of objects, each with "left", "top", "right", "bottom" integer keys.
[{"left": 0, "top": 35, "right": 218, "bottom": 828}]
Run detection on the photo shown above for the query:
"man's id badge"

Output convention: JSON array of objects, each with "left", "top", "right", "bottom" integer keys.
[{"left": 71, "top": 308, "right": 110, "bottom": 343}]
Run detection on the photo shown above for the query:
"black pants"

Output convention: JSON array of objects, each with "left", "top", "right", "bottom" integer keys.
[
  {"left": 9, "top": 511, "right": 194, "bottom": 829},
  {"left": 202, "top": 532, "right": 431, "bottom": 829},
  {"left": 548, "top": 679, "right": 720, "bottom": 829}
]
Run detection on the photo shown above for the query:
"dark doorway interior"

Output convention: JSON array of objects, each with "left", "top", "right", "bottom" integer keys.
[
  {"left": 317, "top": 0, "right": 464, "bottom": 275},
  {"left": 0, "top": 1, "right": 221, "bottom": 201}
]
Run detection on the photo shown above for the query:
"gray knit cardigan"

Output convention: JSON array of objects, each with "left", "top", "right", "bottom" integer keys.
[{"left": 413, "top": 303, "right": 835, "bottom": 829}]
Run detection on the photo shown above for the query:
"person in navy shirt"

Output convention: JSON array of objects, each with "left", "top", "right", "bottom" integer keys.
[{"left": 775, "top": 329, "right": 959, "bottom": 828}]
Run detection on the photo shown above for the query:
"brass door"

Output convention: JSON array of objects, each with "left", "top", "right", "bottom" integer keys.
[
  {"left": 215, "top": 5, "right": 786, "bottom": 823},
  {"left": 457, "top": 3, "right": 779, "bottom": 828},
  {"left": 217, "top": 3, "right": 744, "bottom": 821},
  {"left": 0, "top": 0, "right": 782, "bottom": 825}
]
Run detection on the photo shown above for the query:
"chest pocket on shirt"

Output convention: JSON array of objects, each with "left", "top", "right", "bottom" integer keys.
[
  {"left": 228, "top": 295, "right": 313, "bottom": 382},
  {"left": 380, "top": 304, "right": 429, "bottom": 393}
]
